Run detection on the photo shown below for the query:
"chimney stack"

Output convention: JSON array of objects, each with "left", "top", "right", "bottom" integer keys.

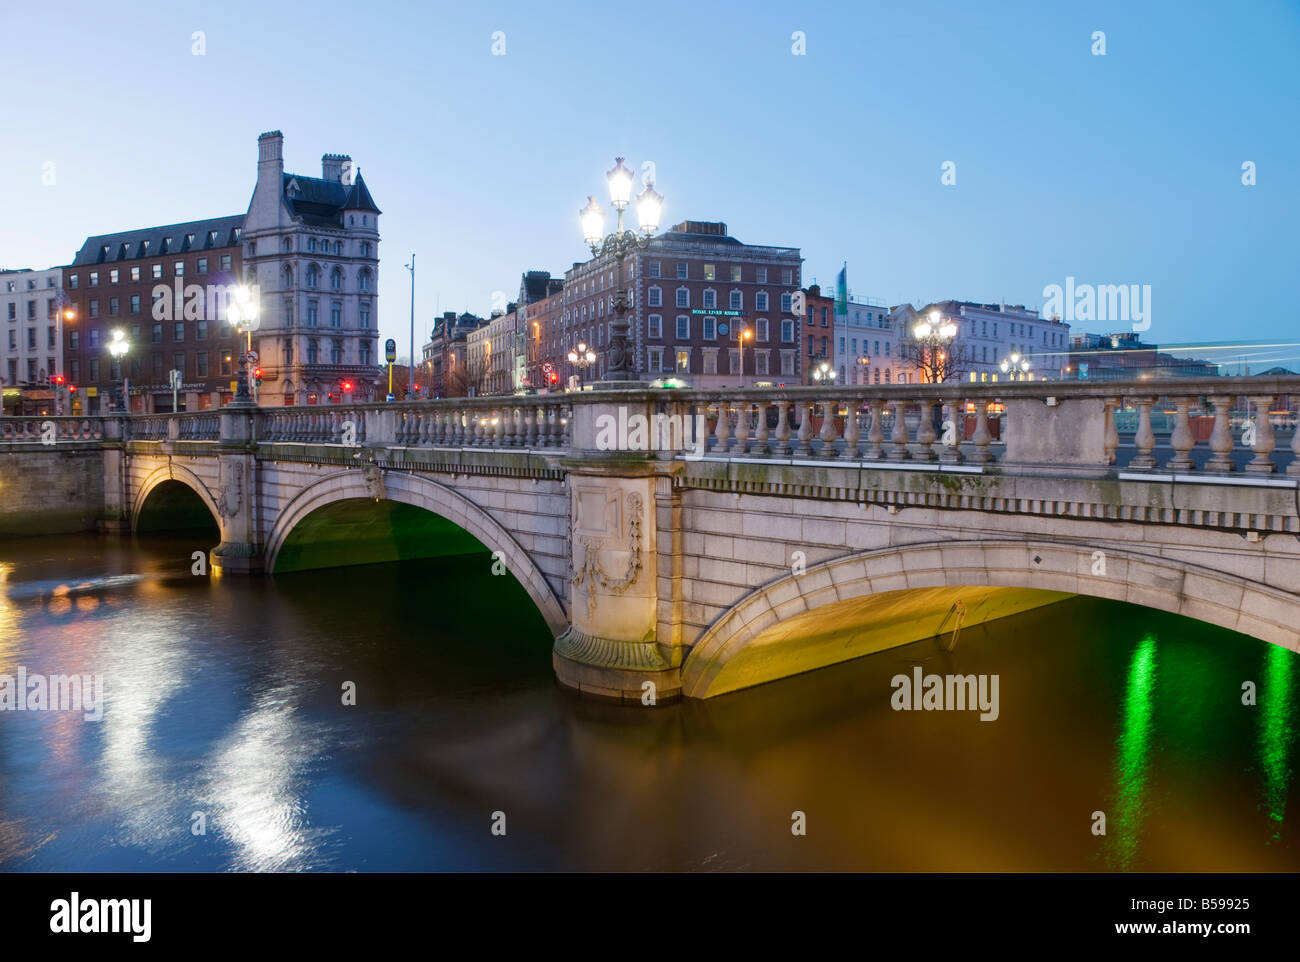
[{"left": 322, "top": 153, "right": 351, "bottom": 183}]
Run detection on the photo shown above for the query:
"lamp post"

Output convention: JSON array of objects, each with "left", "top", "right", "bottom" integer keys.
[
  {"left": 567, "top": 341, "right": 597, "bottom": 389},
  {"left": 812, "top": 360, "right": 837, "bottom": 384},
  {"left": 856, "top": 354, "right": 871, "bottom": 385},
  {"left": 1000, "top": 352, "right": 1032, "bottom": 382},
  {"left": 227, "top": 285, "right": 261, "bottom": 404},
  {"left": 53, "top": 293, "right": 75, "bottom": 415},
  {"left": 738, "top": 326, "right": 753, "bottom": 387},
  {"left": 911, "top": 310, "right": 958, "bottom": 383},
  {"left": 107, "top": 329, "right": 129, "bottom": 412},
  {"left": 580, "top": 157, "right": 664, "bottom": 382}
]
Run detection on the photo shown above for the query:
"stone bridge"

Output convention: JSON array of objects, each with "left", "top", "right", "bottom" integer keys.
[{"left": 3, "top": 375, "right": 1299, "bottom": 702}]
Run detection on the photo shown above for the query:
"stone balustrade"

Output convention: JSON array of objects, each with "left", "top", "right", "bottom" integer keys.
[{"left": 2, "top": 377, "right": 1296, "bottom": 475}]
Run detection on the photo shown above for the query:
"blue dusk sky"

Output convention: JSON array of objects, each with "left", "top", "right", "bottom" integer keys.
[{"left": 1, "top": 0, "right": 1297, "bottom": 368}]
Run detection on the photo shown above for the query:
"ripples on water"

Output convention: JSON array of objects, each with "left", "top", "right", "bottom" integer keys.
[{"left": 0, "top": 532, "right": 1296, "bottom": 872}]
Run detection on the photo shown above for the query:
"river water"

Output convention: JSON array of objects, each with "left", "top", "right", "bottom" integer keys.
[{"left": 0, "top": 531, "right": 1295, "bottom": 872}]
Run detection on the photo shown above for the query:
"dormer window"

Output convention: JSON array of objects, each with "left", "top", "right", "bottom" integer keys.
[{"left": 286, "top": 178, "right": 301, "bottom": 198}]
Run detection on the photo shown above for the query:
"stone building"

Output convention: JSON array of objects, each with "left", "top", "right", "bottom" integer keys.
[
  {"left": 241, "top": 130, "right": 382, "bottom": 405},
  {"left": 1, "top": 266, "right": 66, "bottom": 414}
]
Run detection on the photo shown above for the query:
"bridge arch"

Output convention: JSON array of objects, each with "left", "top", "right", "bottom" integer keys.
[
  {"left": 264, "top": 470, "right": 567, "bottom": 635},
  {"left": 131, "top": 463, "right": 220, "bottom": 532},
  {"left": 682, "top": 538, "right": 1300, "bottom": 698}
]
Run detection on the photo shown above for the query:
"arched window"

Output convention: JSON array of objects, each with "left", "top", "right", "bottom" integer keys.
[
  {"left": 330, "top": 268, "right": 343, "bottom": 291},
  {"left": 358, "top": 268, "right": 372, "bottom": 292},
  {"left": 306, "top": 264, "right": 319, "bottom": 289},
  {"left": 282, "top": 238, "right": 292, "bottom": 253}
]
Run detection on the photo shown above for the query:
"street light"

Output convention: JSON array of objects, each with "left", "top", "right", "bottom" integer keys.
[
  {"left": 911, "top": 310, "right": 958, "bottom": 382},
  {"left": 738, "top": 326, "right": 753, "bottom": 386},
  {"left": 856, "top": 354, "right": 871, "bottom": 385},
  {"left": 227, "top": 285, "right": 261, "bottom": 403},
  {"left": 567, "top": 341, "right": 597, "bottom": 389},
  {"left": 812, "top": 360, "right": 837, "bottom": 383},
  {"left": 1000, "top": 352, "right": 1032, "bottom": 381},
  {"left": 107, "top": 328, "right": 129, "bottom": 412},
  {"left": 54, "top": 293, "right": 76, "bottom": 414},
  {"left": 579, "top": 156, "right": 664, "bottom": 381}
]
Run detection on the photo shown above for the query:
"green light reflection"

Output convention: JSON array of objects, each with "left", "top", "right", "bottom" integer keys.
[
  {"left": 1259, "top": 644, "right": 1294, "bottom": 844},
  {"left": 1107, "top": 634, "right": 1157, "bottom": 871}
]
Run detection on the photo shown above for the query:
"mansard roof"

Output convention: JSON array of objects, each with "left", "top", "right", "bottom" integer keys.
[
  {"left": 284, "top": 169, "right": 381, "bottom": 228},
  {"left": 71, "top": 214, "right": 244, "bottom": 267}
]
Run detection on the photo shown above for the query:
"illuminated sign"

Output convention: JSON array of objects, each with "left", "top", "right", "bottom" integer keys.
[{"left": 689, "top": 309, "right": 745, "bottom": 317}]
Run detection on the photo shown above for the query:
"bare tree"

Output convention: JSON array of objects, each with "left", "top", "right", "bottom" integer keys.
[{"left": 898, "top": 338, "right": 975, "bottom": 384}]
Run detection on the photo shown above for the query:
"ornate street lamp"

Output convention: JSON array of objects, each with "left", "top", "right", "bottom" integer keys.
[
  {"left": 1000, "top": 352, "right": 1032, "bottom": 381},
  {"left": 579, "top": 157, "right": 664, "bottom": 381},
  {"left": 812, "top": 360, "right": 837, "bottom": 384},
  {"left": 856, "top": 354, "right": 871, "bottom": 385},
  {"left": 227, "top": 285, "right": 261, "bottom": 403},
  {"left": 911, "top": 310, "right": 958, "bottom": 382},
  {"left": 107, "top": 328, "right": 129, "bottom": 412},
  {"left": 567, "top": 341, "right": 597, "bottom": 389}
]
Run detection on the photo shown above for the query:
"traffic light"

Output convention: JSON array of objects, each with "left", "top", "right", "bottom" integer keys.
[
  {"left": 252, "top": 367, "right": 263, "bottom": 384},
  {"left": 340, "top": 379, "right": 354, "bottom": 393},
  {"left": 548, "top": 371, "right": 559, "bottom": 384},
  {"left": 66, "top": 384, "right": 76, "bottom": 394},
  {"left": 52, "top": 374, "right": 65, "bottom": 387}
]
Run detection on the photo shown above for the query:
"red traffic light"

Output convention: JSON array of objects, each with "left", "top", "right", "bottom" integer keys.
[
  {"left": 52, "top": 374, "right": 65, "bottom": 386},
  {"left": 340, "top": 380, "right": 354, "bottom": 392},
  {"left": 253, "top": 367, "right": 263, "bottom": 381},
  {"left": 66, "top": 384, "right": 76, "bottom": 393}
]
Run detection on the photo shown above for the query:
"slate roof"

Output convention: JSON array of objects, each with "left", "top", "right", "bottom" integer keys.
[
  {"left": 283, "top": 170, "right": 381, "bottom": 227},
  {"left": 71, "top": 215, "right": 244, "bottom": 267}
]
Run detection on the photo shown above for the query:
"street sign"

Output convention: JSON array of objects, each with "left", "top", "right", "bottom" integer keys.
[
  {"left": 385, "top": 339, "right": 397, "bottom": 363},
  {"left": 386, "top": 393, "right": 395, "bottom": 402},
  {"left": 243, "top": 351, "right": 259, "bottom": 364},
  {"left": 168, "top": 369, "right": 182, "bottom": 389}
]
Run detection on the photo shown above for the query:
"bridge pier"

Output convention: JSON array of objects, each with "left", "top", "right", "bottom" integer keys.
[
  {"left": 553, "top": 396, "right": 682, "bottom": 704},
  {"left": 209, "top": 402, "right": 264, "bottom": 575}
]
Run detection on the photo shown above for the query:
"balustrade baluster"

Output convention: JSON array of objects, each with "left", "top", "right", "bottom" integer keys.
[
  {"left": 713, "top": 400, "right": 732, "bottom": 454},
  {"left": 817, "top": 399, "right": 839, "bottom": 457},
  {"left": 887, "top": 399, "right": 910, "bottom": 460},
  {"left": 940, "top": 402, "right": 963, "bottom": 464},
  {"left": 1167, "top": 398, "right": 1195, "bottom": 472},
  {"left": 775, "top": 400, "right": 791, "bottom": 456},
  {"left": 969, "top": 400, "right": 993, "bottom": 464},
  {"left": 914, "top": 400, "right": 938, "bottom": 461},
  {"left": 863, "top": 400, "right": 885, "bottom": 460},
  {"left": 733, "top": 400, "right": 750, "bottom": 455},
  {"left": 794, "top": 402, "right": 814, "bottom": 457},
  {"left": 840, "top": 399, "right": 860, "bottom": 460},
  {"left": 1246, "top": 395, "right": 1278, "bottom": 473},
  {"left": 753, "top": 399, "right": 771, "bottom": 457},
  {"left": 1130, "top": 398, "right": 1158, "bottom": 469},
  {"left": 1103, "top": 397, "right": 1120, "bottom": 465}
]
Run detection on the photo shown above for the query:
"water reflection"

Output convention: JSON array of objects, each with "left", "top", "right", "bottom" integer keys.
[
  {"left": 1107, "top": 634, "right": 1157, "bottom": 871},
  {"left": 1259, "top": 644, "right": 1294, "bottom": 844}
]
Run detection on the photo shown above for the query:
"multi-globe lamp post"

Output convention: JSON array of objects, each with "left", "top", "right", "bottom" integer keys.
[
  {"left": 579, "top": 158, "right": 663, "bottom": 381},
  {"left": 1001, "top": 352, "right": 1032, "bottom": 381},
  {"left": 567, "top": 341, "right": 597, "bottom": 389},
  {"left": 107, "top": 329, "right": 129, "bottom": 412},
  {"left": 911, "top": 311, "right": 958, "bottom": 383},
  {"left": 812, "top": 360, "right": 836, "bottom": 384},
  {"left": 227, "top": 285, "right": 261, "bottom": 403}
]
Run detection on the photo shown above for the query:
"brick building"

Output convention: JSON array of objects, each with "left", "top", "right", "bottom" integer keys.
[{"left": 62, "top": 216, "right": 245, "bottom": 413}]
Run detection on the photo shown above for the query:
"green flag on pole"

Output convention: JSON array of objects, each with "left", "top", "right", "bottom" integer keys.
[{"left": 835, "top": 263, "right": 848, "bottom": 318}]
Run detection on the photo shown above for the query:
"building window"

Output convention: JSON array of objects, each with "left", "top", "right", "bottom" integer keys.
[
  {"left": 89, "top": 272, "right": 99, "bottom": 287},
  {"left": 307, "top": 340, "right": 319, "bottom": 364},
  {"left": 647, "top": 286, "right": 662, "bottom": 308},
  {"left": 676, "top": 288, "right": 689, "bottom": 308},
  {"left": 109, "top": 297, "right": 120, "bottom": 316},
  {"left": 730, "top": 265, "right": 742, "bottom": 282},
  {"left": 703, "top": 264, "right": 715, "bottom": 281},
  {"left": 69, "top": 274, "right": 79, "bottom": 289},
  {"left": 756, "top": 352, "right": 770, "bottom": 376},
  {"left": 703, "top": 289, "right": 716, "bottom": 309},
  {"left": 331, "top": 268, "right": 342, "bottom": 291},
  {"left": 307, "top": 301, "right": 318, "bottom": 326},
  {"left": 174, "top": 261, "right": 184, "bottom": 277},
  {"left": 780, "top": 293, "right": 792, "bottom": 313},
  {"left": 89, "top": 358, "right": 99, "bottom": 381},
  {"left": 648, "top": 261, "right": 661, "bottom": 278},
  {"left": 780, "top": 353, "right": 794, "bottom": 376},
  {"left": 729, "top": 290, "right": 742, "bottom": 310},
  {"left": 781, "top": 319, "right": 794, "bottom": 342},
  {"left": 221, "top": 352, "right": 233, "bottom": 376},
  {"left": 359, "top": 304, "right": 370, "bottom": 328},
  {"left": 781, "top": 269, "right": 793, "bottom": 285},
  {"left": 359, "top": 269, "right": 372, "bottom": 292},
  {"left": 130, "top": 294, "right": 141, "bottom": 313},
  {"left": 675, "top": 349, "right": 690, "bottom": 372},
  {"left": 648, "top": 314, "right": 662, "bottom": 338},
  {"left": 676, "top": 315, "right": 689, "bottom": 340},
  {"left": 330, "top": 302, "right": 341, "bottom": 328},
  {"left": 196, "top": 352, "right": 208, "bottom": 376},
  {"left": 174, "top": 322, "right": 185, "bottom": 341},
  {"left": 756, "top": 291, "right": 768, "bottom": 311},
  {"left": 359, "top": 341, "right": 371, "bottom": 365},
  {"left": 220, "top": 255, "right": 232, "bottom": 271},
  {"left": 676, "top": 262, "right": 688, "bottom": 279},
  {"left": 308, "top": 238, "right": 317, "bottom": 253},
  {"left": 109, "top": 270, "right": 119, "bottom": 284},
  {"left": 285, "top": 300, "right": 294, "bottom": 327},
  {"left": 703, "top": 317, "right": 716, "bottom": 340},
  {"left": 756, "top": 267, "right": 768, "bottom": 284},
  {"left": 306, "top": 265, "right": 319, "bottom": 289},
  {"left": 649, "top": 348, "right": 663, "bottom": 373},
  {"left": 88, "top": 299, "right": 99, "bottom": 319},
  {"left": 756, "top": 318, "right": 769, "bottom": 342},
  {"left": 360, "top": 241, "right": 370, "bottom": 257},
  {"left": 172, "top": 353, "right": 185, "bottom": 376},
  {"left": 703, "top": 351, "right": 717, "bottom": 374},
  {"left": 197, "top": 319, "right": 208, "bottom": 341},
  {"left": 331, "top": 339, "right": 343, "bottom": 364}
]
